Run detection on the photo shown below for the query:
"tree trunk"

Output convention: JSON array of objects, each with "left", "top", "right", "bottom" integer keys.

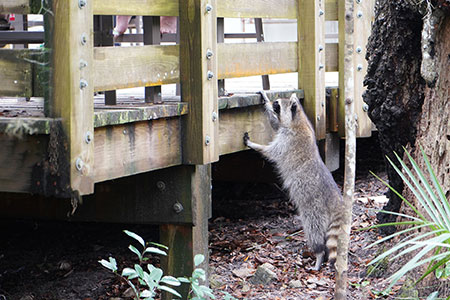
[{"left": 363, "top": 0, "right": 426, "bottom": 234}]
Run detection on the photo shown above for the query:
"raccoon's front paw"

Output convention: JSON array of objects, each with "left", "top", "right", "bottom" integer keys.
[
  {"left": 243, "top": 132, "right": 250, "bottom": 146},
  {"left": 259, "top": 90, "right": 270, "bottom": 104}
]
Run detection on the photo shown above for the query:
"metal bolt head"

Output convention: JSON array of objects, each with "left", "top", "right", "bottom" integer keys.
[
  {"left": 156, "top": 181, "right": 166, "bottom": 191},
  {"left": 345, "top": 98, "right": 353, "bottom": 104},
  {"left": 356, "top": 46, "right": 362, "bottom": 53},
  {"left": 80, "top": 59, "right": 88, "bottom": 69},
  {"left": 363, "top": 103, "right": 369, "bottom": 112},
  {"left": 75, "top": 158, "right": 84, "bottom": 171},
  {"left": 207, "top": 71, "right": 214, "bottom": 80},
  {"left": 81, "top": 33, "right": 87, "bottom": 45},
  {"left": 85, "top": 131, "right": 93, "bottom": 144},
  {"left": 319, "top": 9, "right": 324, "bottom": 16},
  {"left": 80, "top": 79, "right": 88, "bottom": 89},
  {"left": 317, "top": 115, "right": 321, "bottom": 121},
  {"left": 205, "top": 4, "right": 213, "bottom": 13},
  {"left": 357, "top": 11, "right": 363, "bottom": 18},
  {"left": 173, "top": 202, "right": 184, "bottom": 214},
  {"left": 212, "top": 111, "right": 218, "bottom": 122},
  {"left": 357, "top": 64, "right": 363, "bottom": 71},
  {"left": 205, "top": 135, "right": 211, "bottom": 146},
  {"left": 319, "top": 64, "right": 324, "bottom": 70},
  {"left": 206, "top": 49, "right": 214, "bottom": 59},
  {"left": 78, "top": 0, "right": 87, "bottom": 8},
  {"left": 356, "top": 0, "right": 362, "bottom": 3},
  {"left": 318, "top": 45, "right": 324, "bottom": 52}
]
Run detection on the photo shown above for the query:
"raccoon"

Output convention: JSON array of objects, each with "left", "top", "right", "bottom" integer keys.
[{"left": 243, "top": 92, "right": 343, "bottom": 270}]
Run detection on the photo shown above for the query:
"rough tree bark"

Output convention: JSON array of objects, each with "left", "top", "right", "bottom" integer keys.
[{"left": 363, "top": 0, "right": 426, "bottom": 234}]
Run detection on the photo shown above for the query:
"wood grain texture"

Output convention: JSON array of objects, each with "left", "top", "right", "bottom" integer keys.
[
  {"left": 179, "top": 0, "right": 219, "bottom": 165},
  {"left": 0, "top": 133, "right": 47, "bottom": 193},
  {"left": 217, "top": 42, "right": 298, "bottom": 79},
  {"left": 93, "top": 0, "right": 178, "bottom": 16},
  {"left": 0, "top": 0, "right": 34, "bottom": 13},
  {"left": 93, "top": 118, "right": 182, "bottom": 183},
  {"left": 50, "top": 0, "right": 95, "bottom": 195},
  {"left": 0, "top": 49, "right": 33, "bottom": 97},
  {"left": 298, "top": 0, "right": 326, "bottom": 140},
  {"left": 326, "top": 43, "right": 338, "bottom": 72},
  {"left": 93, "top": 45, "right": 179, "bottom": 92},
  {"left": 217, "top": 0, "right": 297, "bottom": 18},
  {"left": 353, "top": 0, "right": 374, "bottom": 137},
  {"left": 219, "top": 105, "right": 274, "bottom": 155}
]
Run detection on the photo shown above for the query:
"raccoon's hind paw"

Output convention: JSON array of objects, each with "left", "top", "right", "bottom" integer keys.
[{"left": 243, "top": 132, "right": 250, "bottom": 146}]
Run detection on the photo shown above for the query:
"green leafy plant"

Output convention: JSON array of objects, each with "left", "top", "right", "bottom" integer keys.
[
  {"left": 99, "top": 230, "right": 236, "bottom": 300},
  {"left": 366, "top": 147, "right": 450, "bottom": 291}
]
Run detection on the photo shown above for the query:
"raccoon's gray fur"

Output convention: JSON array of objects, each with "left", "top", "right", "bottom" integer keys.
[{"left": 243, "top": 92, "right": 343, "bottom": 270}]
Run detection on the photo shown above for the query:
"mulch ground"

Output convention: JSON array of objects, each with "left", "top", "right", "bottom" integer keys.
[{"left": 0, "top": 136, "right": 407, "bottom": 300}]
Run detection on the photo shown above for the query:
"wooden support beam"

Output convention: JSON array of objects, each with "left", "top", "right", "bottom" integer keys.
[
  {"left": 144, "top": 16, "right": 162, "bottom": 104},
  {"left": 298, "top": 0, "right": 326, "bottom": 140},
  {"left": 160, "top": 164, "right": 211, "bottom": 300},
  {"left": 93, "top": 0, "right": 178, "bottom": 16},
  {"left": 218, "top": 42, "right": 298, "bottom": 79},
  {"left": 353, "top": 0, "right": 374, "bottom": 137},
  {"left": 217, "top": 17, "right": 225, "bottom": 96},
  {"left": 49, "top": 0, "right": 95, "bottom": 195},
  {"left": 93, "top": 45, "right": 179, "bottom": 92},
  {"left": 0, "top": 0, "right": 41, "bottom": 14},
  {"left": 179, "top": 0, "right": 219, "bottom": 165},
  {"left": 255, "top": 18, "right": 270, "bottom": 91}
]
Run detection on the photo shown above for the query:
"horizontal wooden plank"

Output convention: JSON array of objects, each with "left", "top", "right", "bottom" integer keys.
[
  {"left": 326, "top": 0, "right": 338, "bottom": 21},
  {"left": 0, "top": 49, "right": 33, "bottom": 97},
  {"left": 217, "top": 0, "right": 297, "bottom": 18},
  {"left": 0, "top": 117, "right": 56, "bottom": 134},
  {"left": 0, "top": 133, "right": 48, "bottom": 193},
  {"left": 94, "top": 102, "right": 188, "bottom": 127},
  {"left": 93, "top": 118, "right": 183, "bottom": 183},
  {"left": 219, "top": 105, "right": 274, "bottom": 155},
  {"left": 326, "top": 42, "right": 338, "bottom": 72},
  {"left": 93, "top": 0, "right": 178, "bottom": 16},
  {"left": 218, "top": 42, "right": 298, "bottom": 79},
  {"left": 93, "top": 45, "right": 179, "bottom": 92},
  {"left": 0, "top": 0, "right": 40, "bottom": 14},
  {"left": 218, "top": 90, "right": 304, "bottom": 109}
]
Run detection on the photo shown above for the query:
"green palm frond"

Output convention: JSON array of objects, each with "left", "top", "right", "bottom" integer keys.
[{"left": 367, "top": 146, "right": 450, "bottom": 291}]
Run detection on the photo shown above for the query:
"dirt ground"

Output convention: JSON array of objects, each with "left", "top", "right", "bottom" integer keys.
[{"left": 0, "top": 135, "right": 403, "bottom": 300}]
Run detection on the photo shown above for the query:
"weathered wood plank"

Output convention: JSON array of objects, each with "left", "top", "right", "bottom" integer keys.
[
  {"left": 353, "top": 0, "right": 374, "bottom": 137},
  {"left": 0, "top": 0, "right": 40, "bottom": 14},
  {"left": 0, "top": 133, "right": 48, "bottom": 193},
  {"left": 93, "top": 0, "right": 178, "bottom": 16},
  {"left": 0, "top": 117, "right": 55, "bottom": 134},
  {"left": 219, "top": 105, "right": 275, "bottom": 155},
  {"left": 94, "top": 103, "right": 188, "bottom": 127},
  {"left": 217, "top": 42, "right": 297, "bottom": 79},
  {"left": 92, "top": 0, "right": 334, "bottom": 20},
  {"left": 93, "top": 118, "right": 182, "bottom": 183},
  {"left": 49, "top": 0, "right": 95, "bottom": 195},
  {"left": 160, "top": 164, "right": 211, "bottom": 300},
  {"left": 179, "top": 0, "right": 219, "bottom": 164},
  {"left": 298, "top": 0, "right": 326, "bottom": 140},
  {"left": 93, "top": 45, "right": 179, "bottom": 92},
  {"left": 217, "top": 0, "right": 297, "bottom": 18},
  {"left": 0, "top": 49, "right": 34, "bottom": 97},
  {"left": 326, "top": 42, "right": 338, "bottom": 72}
]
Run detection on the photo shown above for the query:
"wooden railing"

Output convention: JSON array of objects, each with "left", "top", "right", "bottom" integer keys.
[{"left": 0, "top": 0, "right": 375, "bottom": 196}]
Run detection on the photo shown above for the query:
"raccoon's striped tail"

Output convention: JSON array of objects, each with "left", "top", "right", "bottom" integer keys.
[{"left": 326, "top": 217, "right": 341, "bottom": 267}]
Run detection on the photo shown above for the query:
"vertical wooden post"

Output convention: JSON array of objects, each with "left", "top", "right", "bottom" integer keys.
[
  {"left": 298, "top": 0, "right": 326, "bottom": 140},
  {"left": 217, "top": 17, "right": 225, "bottom": 96},
  {"left": 255, "top": 18, "right": 270, "bottom": 91},
  {"left": 50, "top": 0, "right": 95, "bottom": 195},
  {"left": 179, "top": 0, "right": 219, "bottom": 164},
  {"left": 352, "top": 0, "right": 374, "bottom": 137},
  {"left": 160, "top": 165, "right": 211, "bottom": 300},
  {"left": 144, "top": 16, "right": 162, "bottom": 103}
]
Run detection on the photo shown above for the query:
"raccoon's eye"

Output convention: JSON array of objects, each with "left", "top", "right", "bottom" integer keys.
[
  {"left": 273, "top": 101, "right": 281, "bottom": 114},
  {"left": 291, "top": 102, "right": 297, "bottom": 114}
]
